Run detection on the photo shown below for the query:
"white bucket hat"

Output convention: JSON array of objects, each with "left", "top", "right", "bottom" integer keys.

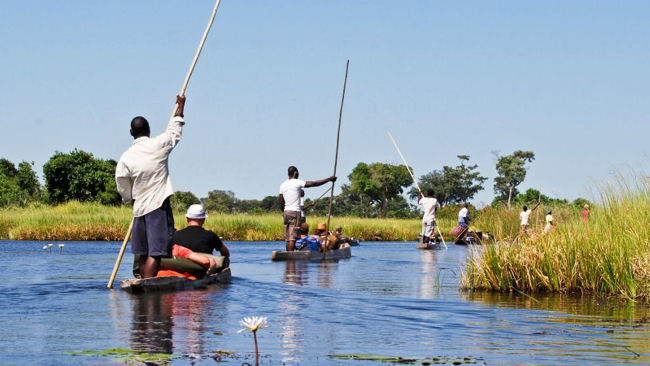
[{"left": 185, "top": 204, "right": 207, "bottom": 219}]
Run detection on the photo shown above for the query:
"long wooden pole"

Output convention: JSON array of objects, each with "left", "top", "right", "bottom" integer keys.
[
  {"left": 387, "top": 131, "right": 447, "bottom": 248},
  {"left": 326, "top": 60, "right": 350, "bottom": 232},
  {"left": 107, "top": 0, "right": 223, "bottom": 289}
]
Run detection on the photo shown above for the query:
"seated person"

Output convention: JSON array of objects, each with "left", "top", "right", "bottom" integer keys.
[
  {"left": 315, "top": 222, "right": 340, "bottom": 251},
  {"left": 295, "top": 223, "right": 321, "bottom": 251},
  {"left": 171, "top": 243, "right": 217, "bottom": 272},
  {"left": 173, "top": 204, "right": 230, "bottom": 264}
]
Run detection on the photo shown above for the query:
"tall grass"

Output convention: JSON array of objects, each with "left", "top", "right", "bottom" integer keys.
[
  {"left": 462, "top": 175, "right": 650, "bottom": 301},
  {"left": 0, "top": 201, "right": 431, "bottom": 241}
]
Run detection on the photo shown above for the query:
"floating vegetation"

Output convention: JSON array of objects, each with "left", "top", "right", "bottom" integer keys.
[
  {"left": 212, "top": 331, "right": 223, "bottom": 335},
  {"left": 330, "top": 354, "right": 486, "bottom": 365},
  {"left": 66, "top": 348, "right": 176, "bottom": 363}
]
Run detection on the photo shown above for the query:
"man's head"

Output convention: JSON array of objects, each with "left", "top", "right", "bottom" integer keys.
[
  {"left": 547, "top": 210, "right": 552, "bottom": 215},
  {"left": 335, "top": 226, "right": 342, "bottom": 234},
  {"left": 300, "top": 222, "right": 310, "bottom": 235},
  {"left": 185, "top": 204, "right": 207, "bottom": 226},
  {"left": 523, "top": 205, "right": 528, "bottom": 211},
  {"left": 287, "top": 166, "right": 299, "bottom": 179},
  {"left": 130, "top": 116, "right": 150, "bottom": 139},
  {"left": 426, "top": 189, "right": 434, "bottom": 197}
]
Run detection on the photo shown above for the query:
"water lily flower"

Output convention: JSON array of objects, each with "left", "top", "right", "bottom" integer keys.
[
  {"left": 42, "top": 245, "right": 48, "bottom": 250},
  {"left": 238, "top": 316, "right": 268, "bottom": 333},
  {"left": 237, "top": 316, "right": 268, "bottom": 366},
  {"left": 47, "top": 243, "right": 54, "bottom": 248}
]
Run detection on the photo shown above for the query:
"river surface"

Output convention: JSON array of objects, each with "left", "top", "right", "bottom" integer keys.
[{"left": 0, "top": 241, "right": 649, "bottom": 365}]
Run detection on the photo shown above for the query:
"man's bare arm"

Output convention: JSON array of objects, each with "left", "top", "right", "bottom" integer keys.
[
  {"left": 305, "top": 176, "right": 336, "bottom": 188},
  {"left": 278, "top": 194, "right": 285, "bottom": 212}
]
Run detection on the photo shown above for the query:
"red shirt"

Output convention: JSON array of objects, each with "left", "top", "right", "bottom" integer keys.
[{"left": 582, "top": 209, "right": 589, "bottom": 221}]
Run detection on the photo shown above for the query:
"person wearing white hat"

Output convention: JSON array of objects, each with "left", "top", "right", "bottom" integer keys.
[{"left": 173, "top": 204, "right": 230, "bottom": 258}]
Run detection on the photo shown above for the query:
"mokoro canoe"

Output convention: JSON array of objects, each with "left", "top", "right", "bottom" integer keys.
[
  {"left": 271, "top": 244, "right": 352, "bottom": 261},
  {"left": 120, "top": 267, "right": 231, "bottom": 294},
  {"left": 416, "top": 242, "right": 441, "bottom": 250}
]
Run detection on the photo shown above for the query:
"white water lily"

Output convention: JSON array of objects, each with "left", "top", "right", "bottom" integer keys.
[
  {"left": 238, "top": 316, "right": 268, "bottom": 333},
  {"left": 47, "top": 243, "right": 54, "bottom": 248}
]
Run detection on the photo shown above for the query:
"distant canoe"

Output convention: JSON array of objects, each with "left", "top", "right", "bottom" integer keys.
[
  {"left": 416, "top": 242, "right": 441, "bottom": 250},
  {"left": 120, "top": 267, "right": 231, "bottom": 294},
  {"left": 346, "top": 239, "right": 360, "bottom": 246},
  {"left": 271, "top": 244, "right": 351, "bottom": 261}
]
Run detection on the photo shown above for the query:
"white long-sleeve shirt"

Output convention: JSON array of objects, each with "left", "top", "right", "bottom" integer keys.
[{"left": 115, "top": 116, "right": 184, "bottom": 217}]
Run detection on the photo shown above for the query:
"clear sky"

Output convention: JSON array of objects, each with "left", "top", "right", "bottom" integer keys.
[{"left": 2, "top": 1, "right": 649, "bottom": 206}]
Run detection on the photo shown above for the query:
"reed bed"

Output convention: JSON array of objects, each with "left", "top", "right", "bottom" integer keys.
[{"left": 462, "top": 176, "right": 650, "bottom": 301}]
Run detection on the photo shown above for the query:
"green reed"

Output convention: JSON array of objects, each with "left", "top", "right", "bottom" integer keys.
[{"left": 462, "top": 175, "right": 650, "bottom": 301}]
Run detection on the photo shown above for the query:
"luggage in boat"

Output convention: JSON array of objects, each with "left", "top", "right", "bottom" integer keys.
[{"left": 450, "top": 225, "right": 464, "bottom": 238}]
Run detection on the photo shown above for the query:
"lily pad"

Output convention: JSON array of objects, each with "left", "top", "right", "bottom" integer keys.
[{"left": 66, "top": 348, "right": 175, "bottom": 363}]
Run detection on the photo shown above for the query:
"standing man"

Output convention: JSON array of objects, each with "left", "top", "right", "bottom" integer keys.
[
  {"left": 279, "top": 166, "right": 336, "bottom": 251},
  {"left": 418, "top": 189, "right": 440, "bottom": 244},
  {"left": 115, "top": 95, "right": 186, "bottom": 279}
]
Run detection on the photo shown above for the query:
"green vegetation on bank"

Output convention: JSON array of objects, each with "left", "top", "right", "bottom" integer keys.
[
  {"left": 0, "top": 201, "right": 426, "bottom": 241},
  {"left": 0, "top": 200, "right": 577, "bottom": 242},
  {"left": 462, "top": 176, "right": 650, "bottom": 301}
]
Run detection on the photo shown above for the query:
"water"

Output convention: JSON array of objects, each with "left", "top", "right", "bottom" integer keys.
[{"left": 0, "top": 241, "right": 649, "bottom": 365}]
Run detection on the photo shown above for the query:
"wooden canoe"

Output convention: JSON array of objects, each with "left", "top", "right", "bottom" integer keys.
[
  {"left": 271, "top": 244, "right": 351, "bottom": 261},
  {"left": 416, "top": 242, "right": 441, "bottom": 250},
  {"left": 120, "top": 267, "right": 231, "bottom": 294}
]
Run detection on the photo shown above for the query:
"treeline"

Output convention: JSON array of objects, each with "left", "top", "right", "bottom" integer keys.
[{"left": 0, "top": 149, "right": 589, "bottom": 218}]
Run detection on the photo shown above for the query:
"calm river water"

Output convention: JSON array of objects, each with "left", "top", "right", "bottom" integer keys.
[{"left": 0, "top": 241, "right": 649, "bottom": 365}]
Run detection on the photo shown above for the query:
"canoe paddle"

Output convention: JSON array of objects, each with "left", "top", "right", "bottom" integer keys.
[
  {"left": 387, "top": 131, "right": 448, "bottom": 249},
  {"left": 107, "top": 0, "right": 224, "bottom": 289}
]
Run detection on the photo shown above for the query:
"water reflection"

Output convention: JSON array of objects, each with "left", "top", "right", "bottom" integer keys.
[
  {"left": 419, "top": 250, "right": 437, "bottom": 299},
  {"left": 130, "top": 293, "right": 174, "bottom": 358},
  {"left": 283, "top": 261, "right": 308, "bottom": 286}
]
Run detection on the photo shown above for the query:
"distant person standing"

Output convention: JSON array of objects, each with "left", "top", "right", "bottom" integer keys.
[
  {"left": 543, "top": 210, "right": 553, "bottom": 234},
  {"left": 279, "top": 166, "right": 336, "bottom": 251},
  {"left": 418, "top": 189, "right": 440, "bottom": 244},
  {"left": 115, "top": 95, "right": 186, "bottom": 279},
  {"left": 582, "top": 204, "right": 590, "bottom": 222},
  {"left": 520, "top": 205, "right": 532, "bottom": 233},
  {"left": 458, "top": 202, "right": 470, "bottom": 229}
]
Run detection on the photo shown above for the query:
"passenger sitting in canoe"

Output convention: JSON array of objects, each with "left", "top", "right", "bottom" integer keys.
[
  {"left": 295, "top": 223, "right": 321, "bottom": 251},
  {"left": 315, "top": 222, "right": 339, "bottom": 251},
  {"left": 173, "top": 204, "right": 230, "bottom": 265},
  {"left": 279, "top": 165, "right": 336, "bottom": 251},
  {"left": 334, "top": 226, "right": 357, "bottom": 246}
]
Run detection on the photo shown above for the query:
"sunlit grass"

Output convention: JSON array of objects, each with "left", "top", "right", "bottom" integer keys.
[{"left": 462, "top": 174, "right": 650, "bottom": 301}]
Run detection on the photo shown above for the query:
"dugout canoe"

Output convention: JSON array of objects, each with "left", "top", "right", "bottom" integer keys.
[
  {"left": 416, "top": 241, "right": 441, "bottom": 250},
  {"left": 120, "top": 254, "right": 231, "bottom": 294},
  {"left": 271, "top": 244, "right": 352, "bottom": 261},
  {"left": 120, "top": 267, "right": 231, "bottom": 294}
]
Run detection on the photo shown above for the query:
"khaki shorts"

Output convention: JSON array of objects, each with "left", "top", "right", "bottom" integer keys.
[{"left": 284, "top": 211, "right": 301, "bottom": 242}]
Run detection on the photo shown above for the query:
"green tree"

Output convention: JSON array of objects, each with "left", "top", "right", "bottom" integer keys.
[
  {"left": 493, "top": 150, "right": 535, "bottom": 208},
  {"left": 170, "top": 191, "right": 200, "bottom": 211},
  {"left": 43, "top": 149, "right": 120, "bottom": 205},
  {"left": 345, "top": 162, "right": 413, "bottom": 218},
  {"left": 201, "top": 190, "right": 237, "bottom": 213},
  {"left": 16, "top": 161, "right": 40, "bottom": 197},
  {"left": 0, "top": 158, "right": 42, "bottom": 207},
  {"left": 411, "top": 155, "right": 487, "bottom": 205}
]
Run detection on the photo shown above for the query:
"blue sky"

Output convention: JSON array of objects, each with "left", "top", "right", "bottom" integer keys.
[{"left": 2, "top": 1, "right": 649, "bottom": 206}]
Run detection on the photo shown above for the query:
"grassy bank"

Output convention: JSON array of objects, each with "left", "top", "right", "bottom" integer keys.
[
  {"left": 462, "top": 177, "right": 650, "bottom": 301},
  {"left": 0, "top": 201, "right": 580, "bottom": 242},
  {"left": 0, "top": 201, "right": 427, "bottom": 241}
]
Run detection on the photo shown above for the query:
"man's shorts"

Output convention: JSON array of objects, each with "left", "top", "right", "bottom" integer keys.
[
  {"left": 283, "top": 211, "right": 301, "bottom": 242},
  {"left": 132, "top": 198, "right": 174, "bottom": 257},
  {"left": 421, "top": 220, "right": 436, "bottom": 237}
]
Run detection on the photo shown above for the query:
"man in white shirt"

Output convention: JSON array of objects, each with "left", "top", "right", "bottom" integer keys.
[
  {"left": 115, "top": 95, "right": 186, "bottom": 278},
  {"left": 278, "top": 166, "right": 336, "bottom": 251},
  {"left": 519, "top": 202, "right": 540, "bottom": 236},
  {"left": 418, "top": 189, "right": 440, "bottom": 244}
]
